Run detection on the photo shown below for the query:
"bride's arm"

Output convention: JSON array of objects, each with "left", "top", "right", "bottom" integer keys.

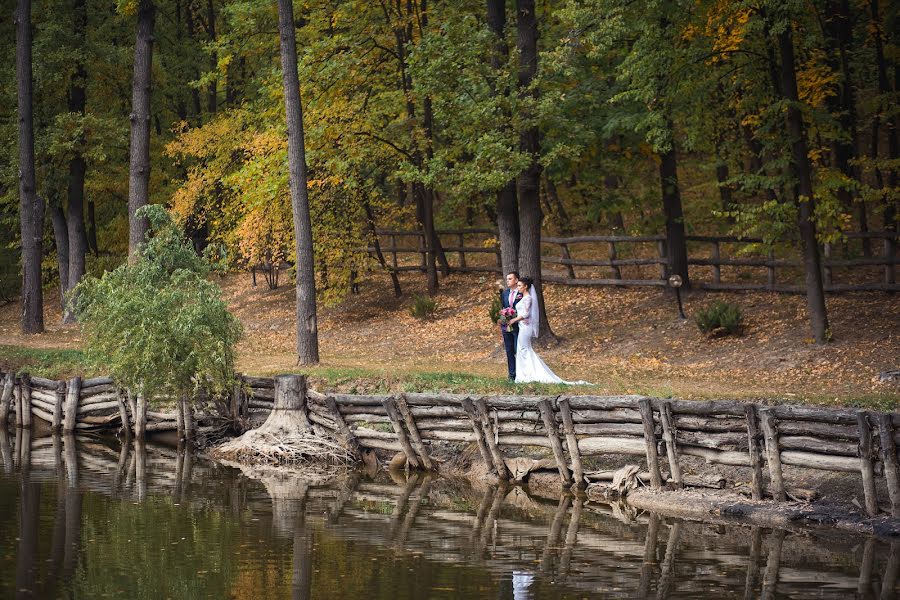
[{"left": 508, "top": 296, "right": 530, "bottom": 325}]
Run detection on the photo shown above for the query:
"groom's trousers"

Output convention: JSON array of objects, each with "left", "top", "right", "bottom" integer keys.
[{"left": 502, "top": 329, "right": 517, "bottom": 380}]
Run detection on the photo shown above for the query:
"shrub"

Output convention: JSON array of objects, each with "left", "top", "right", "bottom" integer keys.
[
  {"left": 409, "top": 294, "right": 437, "bottom": 319},
  {"left": 695, "top": 300, "right": 744, "bottom": 337},
  {"left": 74, "top": 205, "right": 243, "bottom": 400},
  {"left": 489, "top": 296, "right": 501, "bottom": 324}
]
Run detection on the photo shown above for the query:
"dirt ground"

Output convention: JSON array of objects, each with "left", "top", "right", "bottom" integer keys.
[{"left": 1, "top": 271, "right": 898, "bottom": 405}]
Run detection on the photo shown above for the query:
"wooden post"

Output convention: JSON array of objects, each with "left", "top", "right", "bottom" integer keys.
[
  {"left": 457, "top": 232, "right": 466, "bottom": 269},
  {"left": 115, "top": 389, "right": 130, "bottom": 435},
  {"left": 876, "top": 413, "right": 900, "bottom": 518},
  {"left": 382, "top": 397, "right": 420, "bottom": 469},
  {"left": 767, "top": 249, "right": 776, "bottom": 290},
  {"left": 20, "top": 372, "right": 32, "bottom": 429},
  {"left": 396, "top": 395, "right": 433, "bottom": 470},
  {"left": 324, "top": 396, "right": 359, "bottom": 453},
  {"left": 711, "top": 241, "right": 721, "bottom": 284},
  {"left": 461, "top": 397, "right": 495, "bottom": 473},
  {"left": 657, "top": 240, "right": 668, "bottom": 279},
  {"left": 0, "top": 373, "right": 14, "bottom": 427},
  {"left": 62, "top": 377, "right": 80, "bottom": 433},
  {"left": 608, "top": 241, "right": 622, "bottom": 280},
  {"left": 474, "top": 397, "right": 509, "bottom": 480},
  {"left": 182, "top": 395, "right": 195, "bottom": 439},
  {"left": 660, "top": 401, "right": 682, "bottom": 488},
  {"left": 560, "top": 243, "right": 576, "bottom": 279},
  {"left": 857, "top": 411, "right": 879, "bottom": 517},
  {"left": 558, "top": 398, "right": 585, "bottom": 489},
  {"left": 134, "top": 393, "right": 147, "bottom": 438},
  {"left": 745, "top": 404, "right": 765, "bottom": 501},
  {"left": 52, "top": 380, "right": 66, "bottom": 431},
  {"left": 759, "top": 409, "right": 785, "bottom": 501},
  {"left": 537, "top": 398, "right": 572, "bottom": 487},
  {"left": 637, "top": 398, "right": 663, "bottom": 488}
]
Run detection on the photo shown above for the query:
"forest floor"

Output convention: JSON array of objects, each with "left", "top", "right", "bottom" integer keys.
[{"left": 0, "top": 271, "right": 898, "bottom": 409}]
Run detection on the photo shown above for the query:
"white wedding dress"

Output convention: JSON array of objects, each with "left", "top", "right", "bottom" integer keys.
[{"left": 514, "top": 289, "right": 592, "bottom": 385}]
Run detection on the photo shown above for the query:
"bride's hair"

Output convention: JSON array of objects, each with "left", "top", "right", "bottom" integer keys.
[{"left": 519, "top": 276, "right": 534, "bottom": 287}]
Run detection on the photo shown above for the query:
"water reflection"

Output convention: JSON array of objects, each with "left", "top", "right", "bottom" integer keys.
[{"left": 0, "top": 426, "right": 897, "bottom": 599}]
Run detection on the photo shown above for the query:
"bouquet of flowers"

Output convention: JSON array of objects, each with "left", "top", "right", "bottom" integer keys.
[{"left": 498, "top": 307, "right": 517, "bottom": 331}]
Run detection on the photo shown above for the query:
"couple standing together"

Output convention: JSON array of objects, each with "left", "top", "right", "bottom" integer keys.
[{"left": 499, "top": 272, "right": 589, "bottom": 385}]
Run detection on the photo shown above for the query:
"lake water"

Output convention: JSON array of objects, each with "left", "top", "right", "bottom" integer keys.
[{"left": 0, "top": 429, "right": 896, "bottom": 599}]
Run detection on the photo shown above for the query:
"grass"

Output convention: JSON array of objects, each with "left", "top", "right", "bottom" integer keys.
[{"left": 0, "top": 344, "right": 89, "bottom": 379}]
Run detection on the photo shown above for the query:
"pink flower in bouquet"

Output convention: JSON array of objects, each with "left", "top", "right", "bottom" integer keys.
[{"left": 498, "top": 307, "right": 517, "bottom": 330}]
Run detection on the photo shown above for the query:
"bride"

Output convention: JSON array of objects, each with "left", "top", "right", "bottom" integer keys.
[{"left": 507, "top": 277, "right": 591, "bottom": 385}]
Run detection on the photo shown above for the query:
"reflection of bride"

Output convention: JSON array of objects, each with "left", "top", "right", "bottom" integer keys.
[{"left": 507, "top": 277, "right": 592, "bottom": 385}]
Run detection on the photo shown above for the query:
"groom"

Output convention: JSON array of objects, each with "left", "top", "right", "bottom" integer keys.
[{"left": 500, "top": 271, "right": 523, "bottom": 381}]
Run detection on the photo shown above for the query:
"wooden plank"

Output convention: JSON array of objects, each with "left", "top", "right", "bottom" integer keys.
[
  {"left": 558, "top": 398, "right": 585, "bottom": 488},
  {"left": 857, "top": 412, "right": 879, "bottom": 517},
  {"left": 759, "top": 409, "right": 785, "bottom": 501},
  {"left": 745, "top": 405, "right": 764, "bottom": 500},
  {"left": 537, "top": 399, "right": 572, "bottom": 487},
  {"left": 638, "top": 398, "right": 663, "bottom": 488}
]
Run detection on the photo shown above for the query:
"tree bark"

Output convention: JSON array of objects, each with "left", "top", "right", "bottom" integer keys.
[
  {"left": 659, "top": 130, "right": 690, "bottom": 288},
  {"left": 516, "top": 0, "right": 554, "bottom": 339},
  {"left": 778, "top": 29, "right": 830, "bottom": 343},
  {"left": 15, "top": 0, "right": 44, "bottom": 334},
  {"left": 86, "top": 198, "right": 98, "bottom": 255},
  {"left": 277, "top": 0, "right": 319, "bottom": 364},
  {"left": 127, "top": 0, "right": 155, "bottom": 259},
  {"left": 64, "top": 0, "right": 88, "bottom": 323},
  {"left": 871, "top": 0, "right": 898, "bottom": 230},
  {"left": 50, "top": 201, "right": 69, "bottom": 314},
  {"left": 488, "top": 0, "right": 520, "bottom": 276}
]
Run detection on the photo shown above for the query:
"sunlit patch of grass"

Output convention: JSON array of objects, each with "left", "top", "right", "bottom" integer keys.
[{"left": 0, "top": 344, "right": 89, "bottom": 379}]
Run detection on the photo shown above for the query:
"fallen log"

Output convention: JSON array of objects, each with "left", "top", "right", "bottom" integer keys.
[
  {"left": 78, "top": 392, "right": 119, "bottom": 406},
  {"left": 778, "top": 435, "right": 857, "bottom": 457},
  {"left": 147, "top": 411, "right": 178, "bottom": 420},
  {"left": 79, "top": 383, "right": 116, "bottom": 396},
  {"left": 76, "top": 401, "right": 120, "bottom": 415},
  {"left": 30, "top": 389, "right": 56, "bottom": 404},
  {"left": 566, "top": 409, "right": 643, "bottom": 424},
  {"left": 81, "top": 376, "right": 114, "bottom": 389},
  {"left": 781, "top": 450, "right": 879, "bottom": 474},
  {"left": 336, "top": 405, "right": 389, "bottom": 416},
  {"left": 29, "top": 376, "right": 58, "bottom": 390},
  {"left": 240, "top": 375, "right": 274, "bottom": 388},
  {"left": 769, "top": 405, "right": 859, "bottom": 425},
  {"left": 659, "top": 399, "right": 747, "bottom": 417},
  {"left": 344, "top": 413, "right": 391, "bottom": 424},
  {"left": 308, "top": 411, "right": 337, "bottom": 431},
  {"left": 248, "top": 399, "right": 274, "bottom": 409},
  {"left": 30, "top": 406, "right": 54, "bottom": 423},
  {"left": 676, "top": 431, "right": 748, "bottom": 451},
  {"left": 673, "top": 415, "right": 745, "bottom": 432},
  {"left": 679, "top": 444, "right": 751, "bottom": 466},
  {"left": 572, "top": 422, "right": 647, "bottom": 436},
  {"left": 563, "top": 396, "right": 642, "bottom": 410}
]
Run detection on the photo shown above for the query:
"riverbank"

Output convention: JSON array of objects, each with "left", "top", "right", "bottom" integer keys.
[{"left": 0, "top": 271, "right": 898, "bottom": 407}]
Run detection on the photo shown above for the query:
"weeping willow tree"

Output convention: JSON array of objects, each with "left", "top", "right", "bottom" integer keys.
[{"left": 73, "top": 204, "right": 242, "bottom": 436}]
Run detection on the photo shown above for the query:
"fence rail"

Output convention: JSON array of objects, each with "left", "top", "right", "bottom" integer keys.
[{"left": 369, "top": 228, "right": 900, "bottom": 293}]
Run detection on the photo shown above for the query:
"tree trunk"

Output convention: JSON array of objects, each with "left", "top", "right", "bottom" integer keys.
[
  {"left": 516, "top": 0, "right": 553, "bottom": 340},
  {"left": 15, "top": 0, "right": 44, "bottom": 334},
  {"left": 277, "top": 0, "right": 320, "bottom": 365},
  {"left": 488, "top": 0, "right": 520, "bottom": 276},
  {"left": 206, "top": 0, "right": 217, "bottom": 113},
  {"left": 64, "top": 0, "right": 88, "bottom": 323},
  {"left": 871, "top": 0, "right": 898, "bottom": 230},
  {"left": 127, "top": 0, "right": 155, "bottom": 259},
  {"left": 659, "top": 130, "right": 690, "bottom": 288},
  {"left": 50, "top": 202, "right": 69, "bottom": 314},
  {"left": 86, "top": 198, "right": 98, "bottom": 255},
  {"left": 778, "top": 29, "right": 830, "bottom": 344}
]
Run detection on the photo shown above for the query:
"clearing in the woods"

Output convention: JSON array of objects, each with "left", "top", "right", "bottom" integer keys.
[{"left": 0, "top": 272, "right": 897, "bottom": 408}]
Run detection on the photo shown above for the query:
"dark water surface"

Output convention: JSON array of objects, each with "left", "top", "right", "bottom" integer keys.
[{"left": 0, "top": 429, "right": 897, "bottom": 599}]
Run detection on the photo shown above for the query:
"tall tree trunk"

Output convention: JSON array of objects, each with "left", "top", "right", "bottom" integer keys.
[
  {"left": 127, "top": 0, "right": 155, "bottom": 259},
  {"left": 487, "top": 0, "right": 520, "bottom": 276},
  {"left": 64, "top": 0, "right": 88, "bottom": 323},
  {"left": 659, "top": 129, "right": 690, "bottom": 288},
  {"left": 206, "top": 0, "right": 217, "bottom": 113},
  {"left": 779, "top": 28, "right": 830, "bottom": 344},
  {"left": 516, "top": 0, "right": 553, "bottom": 340},
  {"left": 50, "top": 202, "right": 69, "bottom": 314},
  {"left": 277, "top": 0, "right": 319, "bottom": 365},
  {"left": 15, "top": 0, "right": 44, "bottom": 334},
  {"left": 871, "top": 0, "right": 898, "bottom": 230},
  {"left": 714, "top": 132, "right": 733, "bottom": 213},
  {"left": 85, "top": 198, "right": 98, "bottom": 255}
]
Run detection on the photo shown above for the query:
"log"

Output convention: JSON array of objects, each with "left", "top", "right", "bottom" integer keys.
[
  {"left": 566, "top": 409, "right": 644, "bottom": 424},
  {"left": 460, "top": 397, "right": 495, "bottom": 473},
  {"left": 538, "top": 399, "right": 572, "bottom": 487},
  {"left": 77, "top": 392, "right": 119, "bottom": 406},
  {"left": 777, "top": 420, "right": 859, "bottom": 440},
  {"left": 575, "top": 436, "right": 647, "bottom": 456},
  {"left": 247, "top": 388, "right": 275, "bottom": 401},
  {"left": 778, "top": 435, "right": 857, "bottom": 456},
  {"left": 81, "top": 376, "right": 114, "bottom": 389},
  {"left": 657, "top": 399, "right": 747, "bottom": 417},
  {"left": 325, "top": 396, "right": 359, "bottom": 453},
  {"left": 396, "top": 395, "right": 433, "bottom": 470},
  {"left": 336, "top": 405, "right": 389, "bottom": 416},
  {"left": 115, "top": 390, "right": 130, "bottom": 432},
  {"left": 660, "top": 401, "right": 682, "bottom": 488},
  {"left": 563, "top": 395, "right": 642, "bottom": 410},
  {"left": 355, "top": 438, "right": 403, "bottom": 452},
  {"left": 770, "top": 404, "right": 858, "bottom": 425},
  {"left": 675, "top": 430, "right": 748, "bottom": 451},
  {"left": 30, "top": 389, "right": 56, "bottom": 404},
  {"left": 78, "top": 413, "right": 120, "bottom": 425},
  {"left": 332, "top": 393, "right": 392, "bottom": 406},
  {"left": 474, "top": 397, "right": 510, "bottom": 480},
  {"left": 572, "top": 422, "right": 646, "bottom": 436},
  {"left": 679, "top": 444, "right": 751, "bottom": 466},
  {"left": 876, "top": 413, "right": 900, "bottom": 518},
  {"left": 638, "top": 398, "right": 663, "bottom": 488},
  {"left": 780, "top": 450, "right": 870, "bottom": 473},
  {"left": 558, "top": 399, "right": 585, "bottom": 489},
  {"left": 413, "top": 418, "right": 472, "bottom": 431},
  {"left": 182, "top": 395, "right": 195, "bottom": 440},
  {"left": 76, "top": 401, "right": 120, "bottom": 415},
  {"left": 248, "top": 399, "right": 274, "bottom": 409},
  {"left": 30, "top": 405, "right": 54, "bottom": 423},
  {"left": 144, "top": 421, "right": 178, "bottom": 432},
  {"left": 759, "top": 409, "right": 785, "bottom": 501},
  {"left": 308, "top": 411, "right": 337, "bottom": 430},
  {"left": 857, "top": 412, "right": 879, "bottom": 517},
  {"left": 352, "top": 426, "right": 397, "bottom": 440},
  {"left": 745, "top": 405, "right": 764, "bottom": 501},
  {"left": 0, "top": 374, "right": 13, "bottom": 427},
  {"left": 419, "top": 430, "right": 478, "bottom": 443},
  {"left": 20, "top": 373, "right": 32, "bottom": 428},
  {"left": 52, "top": 381, "right": 65, "bottom": 431},
  {"left": 63, "top": 377, "right": 81, "bottom": 433},
  {"left": 134, "top": 394, "right": 147, "bottom": 438},
  {"left": 79, "top": 383, "right": 116, "bottom": 396},
  {"left": 240, "top": 375, "right": 274, "bottom": 388},
  {"left": 673, "top": 415, "right": 745, "bottom": 432},
  {"left": 344, "top": 414, "right": 391, "bottom": 424},
  {"left": 28, "top": 375, "right": 58, "bottom": 389},
  {"left": 147, "top": 410, "right": 179, "bottom": 420},
  {"left": 30, "top": 398, "right": 56, "bottom": 414}
]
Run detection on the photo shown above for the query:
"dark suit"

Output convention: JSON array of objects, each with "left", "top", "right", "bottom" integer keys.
[{"left": 500, "top": 289, "right": 523, "bottom": 380}]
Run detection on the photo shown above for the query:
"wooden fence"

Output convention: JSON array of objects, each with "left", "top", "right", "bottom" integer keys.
[
  {"left": 4, "top": 369, "right": 900, "bottom": 518},
  {"left": 370, "top": 229, "right": 900, "bottom": 292}
]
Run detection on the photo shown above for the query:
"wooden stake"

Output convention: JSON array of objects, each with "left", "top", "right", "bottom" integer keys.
[
  {"left": 397, "top": 395, "right": 433, "bottom": 470},
  {"left": 660, "top": 401, "right": 682, "bottom": 488},
  {"left": 176, "top": 394, "right": 185, "bottom": 438},
  {"left": 62, "top": 377, "right": 80, "bottom": 433},
  {"left": 857, "top": 411, "right": 878, "bottom": 517},
  {"left": 182, "top": 395, "right": 195, "bottom": 439},
  {"left": 52, "top": 380, "right": 65, "bottom": 431},
  {"left": 20, "top": 373, "right": 32, "bottom": 429},
  {"left": 324, "top": 396, "right": 359, "bottom": 453},
  {"left": 0, "top": 373, "right": 12, "bottom": 427},
  {"left": 876, "top": 413, "right": 900, "bottom": 518},
  {"left": 474, "top": 397, "right": 510, "bottom": 480},
  {"left": 558, "top": 398, "right": 585, "bottom": 489},
  {"left": 538, "top": 399, "right": 572, "bottom": 487},
  {"left": 115, "top": 389, "right": 130, "bottom": 436},
  {"left": 745, "top": 404, "right": 765, "bottom": 500},
  {"left": 461, "top": 397, "right": 495, "bottom": 472},
  {"left": 382, "top": 397, "right": 420, "bottom": 469},
  {"left": 134, "top": 393, "right": 147, "bottom": 438},
  {"left": 637, "top": 398, "right": 662, "bottom": 488},
  {"left": 759, "top": 409, "right": 785, "bottom": 501}
]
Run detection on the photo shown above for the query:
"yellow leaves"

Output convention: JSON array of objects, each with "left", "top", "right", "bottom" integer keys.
[
  {"left": 797, "top": 50, "right": 839, "bottom": 109},
  {"left": 704, "top": 3, "right": 752, "bottom": 63}
]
